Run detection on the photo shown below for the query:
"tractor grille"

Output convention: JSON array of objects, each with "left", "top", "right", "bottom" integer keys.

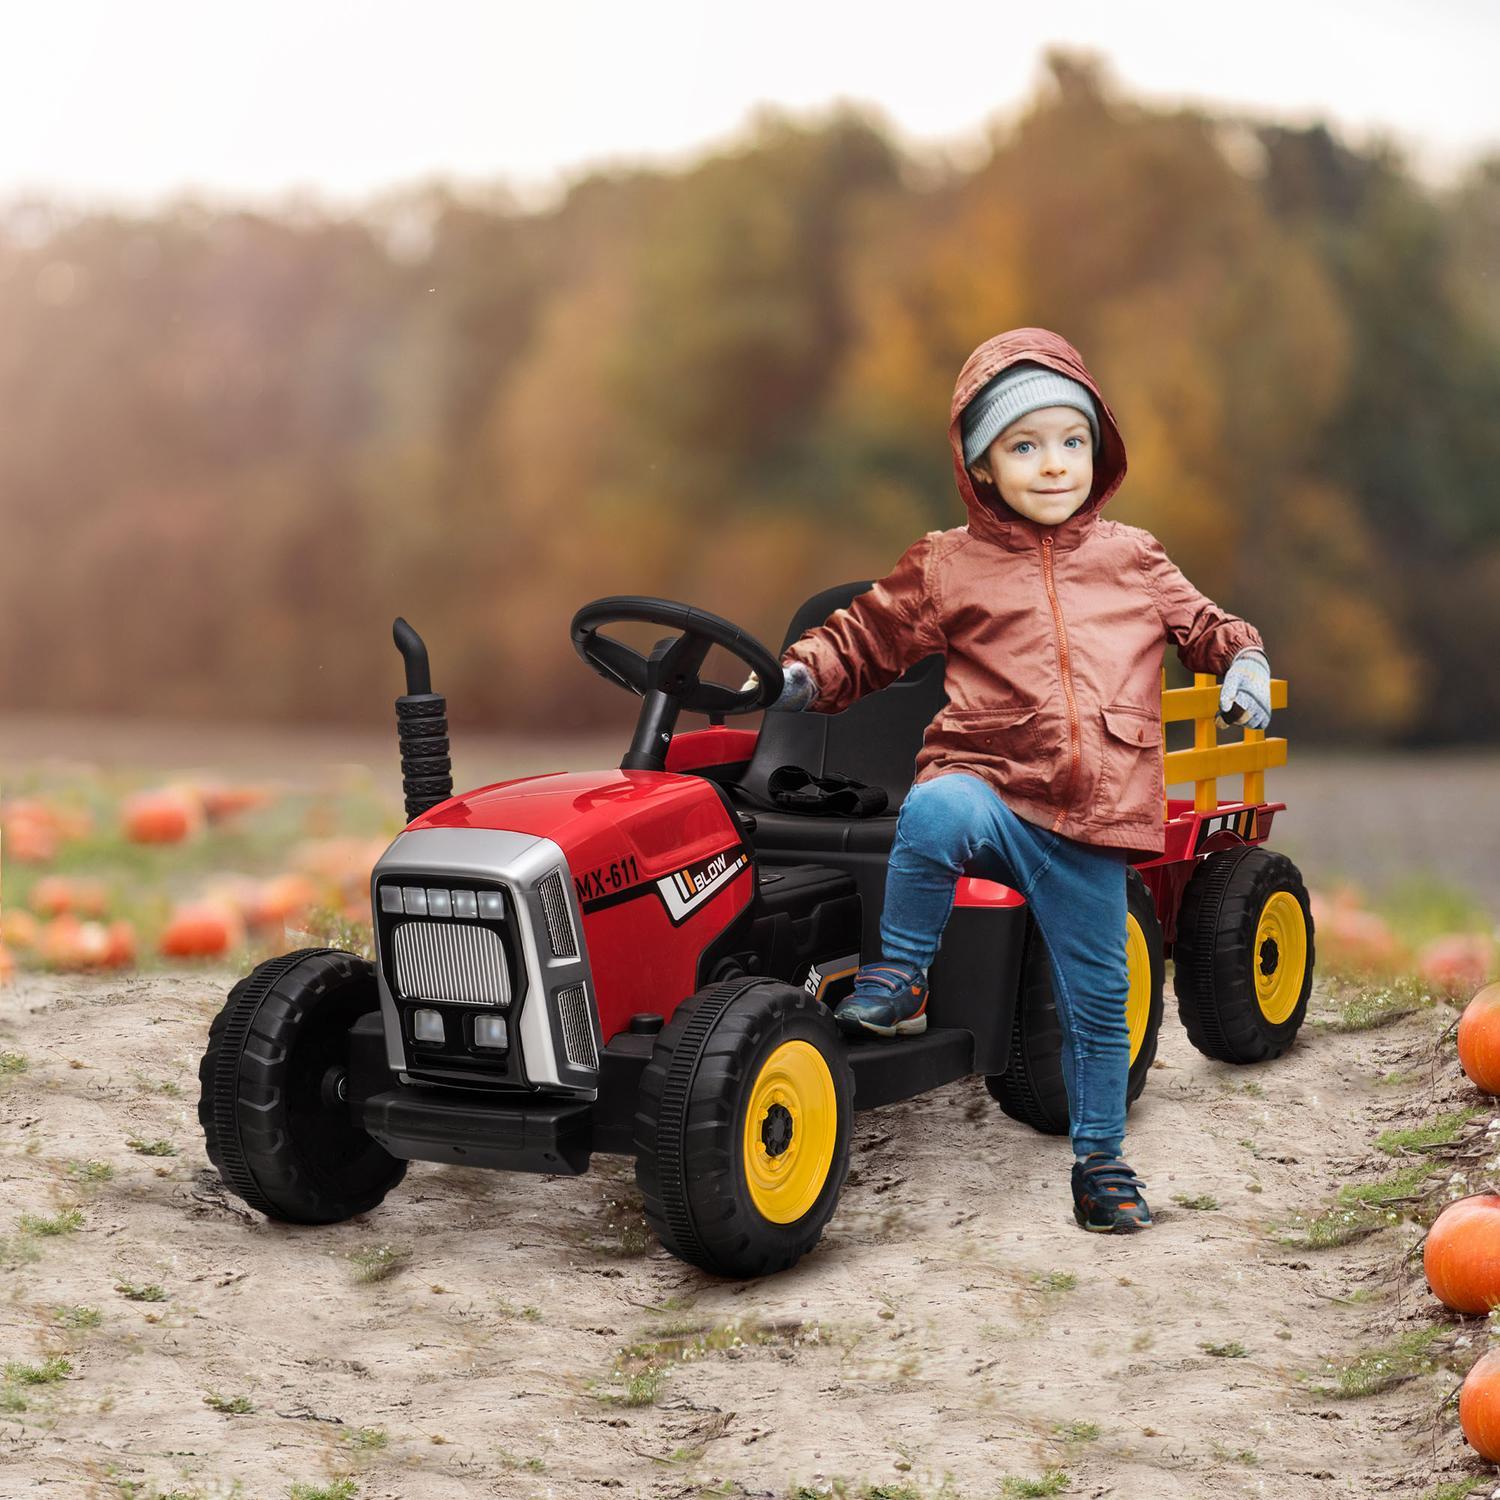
[
  {"left": 537, "top": 868, "right": 577, "bottom": 958},
  {"left": 392, "top": 921, "right": 511, "bottom": 1007},
  {"left": 556, "top": 983, "right": 598, "bottom": 1069}
]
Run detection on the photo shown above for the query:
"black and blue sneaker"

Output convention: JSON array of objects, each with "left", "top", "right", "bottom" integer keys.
[
  {"left": 833, "top": 959, "right": 929, "bottom": 1039},
  {"left": 1071, "top": 1153, "right": 1154, "bottom": 1232}
]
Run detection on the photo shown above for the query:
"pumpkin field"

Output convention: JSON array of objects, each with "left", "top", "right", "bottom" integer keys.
[{"left": 2, "top": 726, "right": 1499, "bottom": 1499}]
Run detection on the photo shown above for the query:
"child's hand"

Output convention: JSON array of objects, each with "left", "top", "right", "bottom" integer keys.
[
  {"left": 1218, "top": 648, "right": 1271, "bottom": 730},
  {"left": 741, "top": 662, "right": 817, "bottom": 712}
]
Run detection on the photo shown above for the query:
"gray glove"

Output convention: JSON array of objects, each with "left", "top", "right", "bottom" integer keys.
[
  {"left": 740, "top": 661, "right": 818, "bottom": 712},
  {"left": 1218, "top": 647, "right": 1271, "bottom": 730}
]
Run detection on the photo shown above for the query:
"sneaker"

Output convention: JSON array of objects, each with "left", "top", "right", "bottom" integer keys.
[
  {"left": 833, "top": 960, "right": 929, "bottom": 1039},
  {"left": 1071, "top": 1153, "right": 1154, "bottom": 1233}
]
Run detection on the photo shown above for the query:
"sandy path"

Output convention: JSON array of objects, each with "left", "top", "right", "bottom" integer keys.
[{"left": 0, "top": 966, "right": 1474, "bottom": 1499}]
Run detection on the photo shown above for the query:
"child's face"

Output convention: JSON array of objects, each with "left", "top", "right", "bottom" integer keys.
[{"left": 967, "top": 405, "right": 1094, "bottom": 525}]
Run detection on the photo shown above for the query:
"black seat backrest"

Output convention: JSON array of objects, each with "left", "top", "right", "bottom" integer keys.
[{"left": 733, "top": 581, "right": 948, "bottom": 812}]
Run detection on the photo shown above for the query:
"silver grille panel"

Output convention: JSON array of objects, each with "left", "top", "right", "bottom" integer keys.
[
  {"left": 537, "top": 868, "right": 577, "bottom": 958},
  {"left": 392, "top": 920, "right": 511, "bottom": 1007},
  {"left": 556, "top": 983, "right": 598, "bottom": 1069}
]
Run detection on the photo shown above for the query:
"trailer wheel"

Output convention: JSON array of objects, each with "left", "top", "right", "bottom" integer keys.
[
  {"left": 198, "top": 948, "right": 406, "bottom": 1224},
  {"left": 1174, "top": 847, "right": 1315, "bottom": 1063},
  {"left": 986, "top": 867, "right": 1164, "bottom": 1135},
  {"left": 634, "top": 978, "right": 853, "bottom": 1278}
]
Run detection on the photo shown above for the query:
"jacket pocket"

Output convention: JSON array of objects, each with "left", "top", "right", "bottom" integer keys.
[
  {"left": 919, "top": 703, "right": 1052, "bottom": 799},
  {"left": 1093, "top": 703, "right": 1162, "bottom": 820}
]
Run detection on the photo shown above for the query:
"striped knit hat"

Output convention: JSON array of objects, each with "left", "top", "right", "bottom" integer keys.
[{"left": 961, "top": 362, "right": 1100, "bottom": 467}]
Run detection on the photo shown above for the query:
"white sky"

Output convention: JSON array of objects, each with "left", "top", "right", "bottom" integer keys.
[{"left": 5, "top": 1, "right": 1497, "bottom": 213}]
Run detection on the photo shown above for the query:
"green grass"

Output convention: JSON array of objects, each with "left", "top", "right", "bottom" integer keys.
[
  {"left": 1200, "top": 1340, "right": 1248, "bottom": 1358},
  {"left": 1306, "top": 1325, "right": 1446, "bottom": 1398},
  {"left": 204, "top": 1392, "right": 255, "bottom": 1414},
  {"left": 348, "top": 1244, "right": 410, "bottom": 1284},
  {"left": 126, "top": 1136, "right": 177, "bottom": 1157},
  {"left": 1052, "top": 1420, "right": 1099, "bottom": 1442},
  {"left": 0, "top": 1051, "right": 27, "bottom": 1075},
  {"left": 1272, "top": 1204, "right": 1399, "bottom": 1249},
  {"left": 54, "top": 1304, "right": 102, "bottom": 1329},
  {"left": 1369, "top": 872, "right": 1494, "bottom": 951},
  {"left": 597, "top": 1319, "right": 800, "bottom": 1408},
  {"left": 1001, "top": 1472, "right": 1071, "bottom": 1497},
  {"left": 1337, "top": 1163, "right": 1435, "bottom": 1207},
  {"left": 17, "top": 1207, "right": 83, "bottom": 1236},
  {"left": 1321, "top": 974, "right": 1437, "bottom": 1032},
  {"left": 1029, "top": 1271, "right": 1077, "bottom": 1293},
  {"left": 289, "top": 1482, "right": 357, "bottom": 1500},
  {"left": 345, "top": 1427, "right": 387, "bottom": 1451},
  {"left": 66, "top": 1159, "right": 115, "bottom": 1183},
  {"left": 115, "top": 1281, "right": 167, "bottom": 1302},
  {"left": 1171, "top": 1193, "right": 1220, "bottom": 1211},
  {"left": 4, "top": 1355, "right": 72, "bottom": 1385},
  {"left": 1376, "top": 1108, "right": 1484, "bottom": 1156},
  {"left": 1420, "top": 1479, "right": 1489, "bottom": 1500}
]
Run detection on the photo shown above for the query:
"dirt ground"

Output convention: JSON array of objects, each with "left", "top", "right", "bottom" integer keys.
[{"left": 0, "top": 962, "right": 1488, "bottom": 1500}]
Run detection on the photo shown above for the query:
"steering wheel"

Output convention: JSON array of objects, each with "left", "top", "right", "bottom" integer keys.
[{"left": 569, "top": 596, "right": 783, "bottom": 717}]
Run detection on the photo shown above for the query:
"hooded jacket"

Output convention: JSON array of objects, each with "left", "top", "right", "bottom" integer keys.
[{"left": 779, "top": 328, "right": 1264, "bottom": 862}]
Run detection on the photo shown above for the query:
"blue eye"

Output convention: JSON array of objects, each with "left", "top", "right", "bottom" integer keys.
[
  {"left": 1012, "top": 440, "right": 1034, "bottom": 454},
  {"left": 1065, "top": 436, "right": 1083, "bottom": 448}
]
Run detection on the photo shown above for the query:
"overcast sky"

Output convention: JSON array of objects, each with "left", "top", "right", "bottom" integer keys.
[{"left": 6, "top": 1, "right": 1497, "bottom": 213}]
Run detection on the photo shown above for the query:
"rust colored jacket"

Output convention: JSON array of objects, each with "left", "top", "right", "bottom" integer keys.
[{"left": 780, "top": 328, "right": 1264, "bottom": 862}]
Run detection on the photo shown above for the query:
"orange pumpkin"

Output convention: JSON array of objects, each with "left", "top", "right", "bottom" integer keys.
[
  {"left": 1458, "top": 982, "right": 1500, "bottom": 1094},
  {"left": 1461, "top": 1349, "right": 1500, "bottom": 1460},
  {"left": 253, "top": 872, "right": 320, "bottom": 927},
  {"left": 1, "top": 910, "right": 38, "bottom": 949},
  {"left": 1424, "top": 1194, "right": 1500, "bottom": 1314},
  {"left": 29, "top": 876, "right": 108, "bottom": 918},
  {"left": 122, "top": 789, "right": 202, "bottom": 845},
  {"left": 159, "top": 902, "right": 243, "bottom": 959},
  {"left": 0, "top": 941, "right": 13, "bottom": 986}
]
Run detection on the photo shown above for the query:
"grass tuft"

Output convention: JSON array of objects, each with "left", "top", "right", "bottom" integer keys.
[
  {"left": 1337, "top": 1163, "right": 1435, "bottom": 1207},
  {"left": 289, "top": 1481, "right": 357, "bottom": 1500},
  {"left": 115, "top": 1282, "right": 167, "bottom": 1302},
  {"left": 125, "top": 1137, "right": 177, "bottom": 1157},
  {"left": 1200, "top": 1339, "right": 1248, "bottom": 1358},
  {"left": 1306, "top": 1325, "right": 1445, "bottom": 1398},
  {"left": 18, "top": 1207, "right": 84, "bottom": 1237},
  {"left": 4, "top": 1355, "right": 72, "bottom": 1385},
  {"left": 55, "top": 1305, "right": 102, "bottom": 1329},
  {"left": 1001, "top": 1471, "right": 1071, "bottom": 1497},
  {"left": 1376, "top": 1108, "right": 1483, "bottom": 1156},
  {"left": 348, "top": 1244, "right": 410, "bottom": 1284},
  {"left": 66, "top": 1159, "right": 115, "bottom": 1183},
  {"left": 1171, "top": 1193, "right": 1220, "bottom": 1211},
  {"left": 0, "top": 1051, "right": 28, "bottom": 1075},
  {"left": 1272, "top": 1204, "right": 1398, "bottom": 1249},
  {"left": 204, "top": 1391, "right": 255, "bottom": 1414}
]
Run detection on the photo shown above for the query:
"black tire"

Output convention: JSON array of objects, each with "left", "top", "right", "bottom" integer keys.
[
  {"left": 1173, "top": 846, "right": 1315, "bottom": 1064},
  {"left": 198, "top": 947, "right": 407, "bottom": 1224},
  {"left": 986, "top": 867, "right": 1165, "bottom": 1135},
  {"left": 634, "top": 978, "right": 853, "bottom": 1279}
]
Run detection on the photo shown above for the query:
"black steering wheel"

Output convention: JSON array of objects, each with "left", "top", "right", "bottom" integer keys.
[{"left": 570, "top": 596, "right": 783, "bottom": 717}]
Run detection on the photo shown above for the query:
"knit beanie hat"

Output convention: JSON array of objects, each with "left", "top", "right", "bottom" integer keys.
[{"left": 961, "top": 362, "right": 1100, "bottom": 468}]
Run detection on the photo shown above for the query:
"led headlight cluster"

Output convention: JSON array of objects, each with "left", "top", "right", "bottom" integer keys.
[{"left": 379, "top": 884, "right": 504, "bottom": 920}]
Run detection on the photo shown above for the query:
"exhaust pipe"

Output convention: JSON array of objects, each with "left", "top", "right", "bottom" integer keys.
[{"left": 392, "top": 617, "right": 453, "bottom": 822}]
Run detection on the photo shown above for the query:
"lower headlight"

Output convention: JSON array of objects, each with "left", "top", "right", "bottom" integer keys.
[
  {"left": 473, "top": 1014, "right": 508, "bottom": 1049},
  {"left": 412, "top": 1008, "right": 444, "bottom": 1043}
]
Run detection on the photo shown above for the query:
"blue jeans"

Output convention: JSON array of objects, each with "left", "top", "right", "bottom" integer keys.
[{"left": 879, "top": 771, "right": 1132, "bottom": 1159}]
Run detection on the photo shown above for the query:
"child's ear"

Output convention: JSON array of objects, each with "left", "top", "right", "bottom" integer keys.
[{"left": 968, "top": 461, "right": 991, "bottom": 487}]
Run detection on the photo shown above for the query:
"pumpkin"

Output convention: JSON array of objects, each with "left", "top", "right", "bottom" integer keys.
[
  {"left": 1426, "top": 938, "right": 1497, "bottom": 1000},
  {"left": 122, "top": 789, "right": 202, "bottom": 845},
  {"left": 1424, "top": 1193, "right": 1500, "bottom": 1314},
  {"left": 0, "top": 941, "right": 13, "bottom": 986},
  {"left": 1458, "top": 982, "right": 1500, "bottom": 1094},
  {"left": 253, "top": 873, "right": 320, "bottom": 927},
  {"left": 1, "top": 910, "right": 38, "bottom": 949},
  {"left": 1461, "top": 1348, "right": 1500, "bottom": 1460},
  {"left": 29, "top": 876, "right": 108, "bottom": 918},
  {"left": 159, "top": 902, "right": 243, "bottom": 959}
]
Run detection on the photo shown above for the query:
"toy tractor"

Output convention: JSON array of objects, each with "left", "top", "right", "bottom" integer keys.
[{"left": 198, "top": 587, "right": 1314, "bottom": 1278}]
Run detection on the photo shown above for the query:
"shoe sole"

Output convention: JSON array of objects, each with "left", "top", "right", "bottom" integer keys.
[
  {"left": 836, "top": 1011, "right": 929, "bottom": 1039},
  {"left": 1074, "top": 1209, "right": 1154, "bottom": 1232}
]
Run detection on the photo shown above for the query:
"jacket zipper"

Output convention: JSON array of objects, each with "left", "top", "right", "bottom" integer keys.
[{"left": 1040, "top": 534, "right": 1081, "bottom": 832}]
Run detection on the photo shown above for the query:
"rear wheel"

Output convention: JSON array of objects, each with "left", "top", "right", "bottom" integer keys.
[
  {"left": 198, "top": 948, "right": 406, "bottom": 1224},
  {"left": 1173, "top": 847, "right": 1315, "bottom": 1063},
  {"left": 634, "top": 978, "right": 853, "bottom": 1278},
  {"left": 986, "top": 867, "right": 1164, "bottom": 1135}
]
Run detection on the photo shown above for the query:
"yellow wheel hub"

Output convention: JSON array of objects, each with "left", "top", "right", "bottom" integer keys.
[
  {"left": 1254, "top": 890, "right": 1308, "bottom": 1024},
  {"left": 742, "top": 1040, "right": 838, "bottom": 1225},
  {"left": 1124, "top": 912, "right": 1152, "bottom": 1065}
]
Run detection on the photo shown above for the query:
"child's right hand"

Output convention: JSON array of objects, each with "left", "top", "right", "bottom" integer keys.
[{"left": 740, "top": 661, "right": 818, "bottom": 712}]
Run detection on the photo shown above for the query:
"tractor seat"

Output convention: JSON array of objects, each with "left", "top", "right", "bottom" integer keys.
[{"left": 727, "top": 579, "right": 948, "bottom": 856}]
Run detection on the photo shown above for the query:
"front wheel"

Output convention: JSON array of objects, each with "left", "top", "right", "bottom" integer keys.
[
  {"left": 1173, "top": 847, "right": 1315, "bottom": 1063},
  {"left": 198, "top": 948, "right": 407, "bottom": 1224},
  {"left": 634, "top": 978, "right": 853, "bottom": 1278},
  {"left": 985, "top": 866, "right": 1165, "bottom": 1135}
]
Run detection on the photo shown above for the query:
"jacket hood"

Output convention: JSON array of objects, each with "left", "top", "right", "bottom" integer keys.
[{"left": 950, "top": 328, "right": 1127, "bottom": 551}]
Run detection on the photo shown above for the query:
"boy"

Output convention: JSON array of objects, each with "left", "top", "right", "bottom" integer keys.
[{"left": 752, "top": 328, "right": 1271, "bottom": 1232}]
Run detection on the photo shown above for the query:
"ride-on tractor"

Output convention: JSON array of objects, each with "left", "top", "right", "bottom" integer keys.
[{"left": 198, "top": 585, "right": 1315, "bottom": 1278}]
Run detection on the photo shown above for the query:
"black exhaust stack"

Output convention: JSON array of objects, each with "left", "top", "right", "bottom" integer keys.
[{"left": 392, "top": 617, "right": 453, "bottom": 821}]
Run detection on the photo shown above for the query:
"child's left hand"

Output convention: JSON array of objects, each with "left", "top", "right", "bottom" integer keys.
[{"left": 1218, "top": 648, "right": 1271, "bottom": 730}]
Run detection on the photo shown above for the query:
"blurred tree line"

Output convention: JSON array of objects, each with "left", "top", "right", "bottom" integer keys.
[{"left": 1, "top": 51, "right": 1496, "bottom": 744}]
